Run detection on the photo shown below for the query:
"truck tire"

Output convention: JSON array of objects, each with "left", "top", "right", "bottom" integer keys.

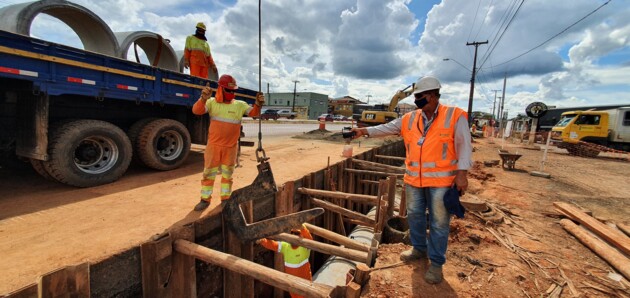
[
  {"left": 127, "top": 117, "right": 158, "bottom": 164},
  {"left": 136, "top": 119, "right": 191, "bottom": 170},
  {"left": 30, "top": 158, "right": 55, "bottom": 181},
  {"left": 44, "top": 120, "right": 132, "bottom": 187}
]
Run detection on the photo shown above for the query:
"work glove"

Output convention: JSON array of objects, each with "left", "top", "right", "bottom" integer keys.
[
  {"left": 255, "top": 92, "right": 265, "bottom": 106},
  {"left": 254, "top": 239, "right": 263, "bottom": 245},
  {"left": 200, "top": 83, "right": 212, "bottom": 101},
  {"left": 183, "top": 59, "right": 190, "bottom": 69}
]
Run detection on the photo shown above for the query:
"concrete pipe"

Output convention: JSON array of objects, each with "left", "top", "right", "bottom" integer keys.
[
  {"left": 0, "top": 0, "right": 119, "bottom": 56},
  {"left": 115, "top": 31, "right": 179, "bottom": 72}
]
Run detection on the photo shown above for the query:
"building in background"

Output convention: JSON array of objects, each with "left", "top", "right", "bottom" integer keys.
[
  {"left": 330, "top": 96, "right": 364, "bottom": 118},
  {"left": 264, "top": 92, "right": 329, "bottom": 120}
]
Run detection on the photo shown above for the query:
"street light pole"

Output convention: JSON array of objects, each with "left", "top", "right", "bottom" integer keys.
[
  {"left": 465, "top": 40, "right": 488, "bottom": 125},
  {"left": 491, "top": 89, "right": 501, "bottom": 120},
  {"left": 292, "top": 80, "right": 299, "bottom": 112},
  {"left": 366, "top": 95, "right": 372, "bottom": 104}
]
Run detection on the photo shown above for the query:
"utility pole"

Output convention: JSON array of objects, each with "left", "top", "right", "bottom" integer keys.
[
  {"left": 465, "top": 40, "right": 488, "bottom": 126},
  {"left": 499, "top": 73, "right": 507, "bottom": 132},
  {"left": 291, "top": 80, "right": 299, "bottom": 112},
  {"left": 491, "top": 89, "right": 500, "bottom": 120},
  {"left": 267, "top": 82, "right": 270, "bottom": 104},
  {"left": 366, "top": 95, "right": 372, "bottom": 104}
]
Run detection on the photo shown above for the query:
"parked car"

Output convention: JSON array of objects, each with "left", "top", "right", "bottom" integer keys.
[
  {"left": 277, "top": 110, "right": 297, "bottom": 119},
  {"left": 254, "top": 109, "right": 279, "bottom": 120},
  {"left": 333, "top": 115, "right": 349, "bottom": 121},
  {"left": 318, "top": 114, "right": 334, "bottom": 122}
]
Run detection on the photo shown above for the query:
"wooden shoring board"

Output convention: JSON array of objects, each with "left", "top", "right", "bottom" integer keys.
[
  {"left": 141, "top": 233, "right": 172, "bottom": 298},
  {"left": 171, "top": 224, "right": 196, "bottom": 298},
  {"left": 38, "top": 263, "right": 89, "bottom": 298}
]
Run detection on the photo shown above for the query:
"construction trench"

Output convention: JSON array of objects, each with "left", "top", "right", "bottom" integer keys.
[{"left": 5, "top": 141, "right": 407, "bottom": 298}]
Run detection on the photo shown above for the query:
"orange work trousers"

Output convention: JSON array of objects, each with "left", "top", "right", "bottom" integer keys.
[
  {"left": 285, "top": 263, "right": 312, "bottom": 298},
  {"left": 190, "top": 63, "right": 208, "bottom": 79},
  {"left": 200, "top": 144, "right": 237, "bottom": 201}
]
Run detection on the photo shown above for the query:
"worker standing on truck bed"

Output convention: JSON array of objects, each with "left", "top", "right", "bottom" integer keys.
[
  {"left": 256, "top": 224, "right": 313, "bottom": 298},
  {"left": 191, "top": 74, "right": 264, "bottom": 211},
  {"left": 350, "top": 76, "right": 472, "bottom": 284},
  {"left": 184, "top": 22, "right": 217, "bottom": 79}
]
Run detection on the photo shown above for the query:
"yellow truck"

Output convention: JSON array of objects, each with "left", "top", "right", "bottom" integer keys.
[{"left": 550, "top": 107, "right": 630, "bottom": 157}]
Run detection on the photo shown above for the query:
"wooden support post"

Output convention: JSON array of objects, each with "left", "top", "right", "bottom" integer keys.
[
  {"left": 38, "top": 263, "right": 89, "bottom": 298},
  {"left": 554, "top": 202, "right": 630, "bottom": 255},
  {"left": 304, "top": 223, "right": 369, "bottom": 252},
  {"left": 298, "top": 188, "right": 378, "bottom": 205},
  {"left": 271, "top": 233, "right": 369, "bottom": 263},
  {"left": 223, "top": 216, "right": 242, "bottom": 298},
  {"left": 559, "top": 219, "right": 630, "bottom": 280},
  {"left": 399, "top": 186, "right": 407, "bottom": 217},
  {"left": 174, "top": 240, "right": 333, "bottom": 298},
  {"left": 241, "top": 201, "right": 255, "bottom": 298},
  {"left": 354, "top": 263, "right": 370, "bottom": 286},
  {"left": 141, "top": 233, "right": 172, "bottom": 298},
  {"left": 311, "top": 198, "right": 376, "bottom": 227},
  {"left": 273, "top": 182, "right": 294, "bottom": 298},
  {"left": 171, "top": 224, "right": 196, "bottom": 298},
  {"left": 345, "top": 282, "right": 361, "bottom": 298},
  {"left": 386, "top": 176, "right": 397, "bottom": 218}
]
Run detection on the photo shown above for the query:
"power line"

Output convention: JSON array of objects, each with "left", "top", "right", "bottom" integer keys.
[
  {"left": 490, "top": 0, "right": 612, "bottom": 68},
  {"left": 478, "top": 0, "right": 525, "bottom": 70}
]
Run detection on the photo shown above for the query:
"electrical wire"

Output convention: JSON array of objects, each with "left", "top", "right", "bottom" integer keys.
[
  {"left": 490, "top": 0, "right": 612, "bottom": 68},
  {"left": 478, "top": 0, "right": 525, "bottom": 70}
]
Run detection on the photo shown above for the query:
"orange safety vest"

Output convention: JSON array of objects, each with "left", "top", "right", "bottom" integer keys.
[{"left": 401, "top": 104, "right": 466, "bottom": 188}]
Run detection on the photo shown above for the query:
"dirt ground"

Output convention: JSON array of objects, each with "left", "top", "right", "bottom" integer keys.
[
  {"left": 1, "top": 130, "right": 629, "bottom": 297},
  {"left": 361, "top": 137, "right": 630, "bottom": 298}
]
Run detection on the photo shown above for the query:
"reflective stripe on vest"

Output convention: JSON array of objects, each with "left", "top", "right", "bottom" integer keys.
[
  {"left": 278, "top": 241, "right": 310, "bottom": 268},
  {"left": 401, "top": 105, "right": 466, "bottom": 187}
]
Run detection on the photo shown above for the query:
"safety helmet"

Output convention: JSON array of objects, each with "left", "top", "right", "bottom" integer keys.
[
  {"left": 196, "top": 22, "right": 206, "bottom": 30},
  {"left": 218, "top": 74, "right": 238, "bottom": 90},
  {"left": 413, "top": 76, "right": 441, "bottom": 94}
]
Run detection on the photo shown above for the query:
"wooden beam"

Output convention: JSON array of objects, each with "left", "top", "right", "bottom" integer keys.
[
  {"left": 559, "top": 219, "right": 630, "bottom": 280},
  {"left": 618, "top": 222, "right": 630, "bottom": 238},
  {"left": 386, "top": 176, "right": 397, "bottom": 218},
  {"left": 342, "top": 217, "right": 375, "bottom": 228},
  {"left": 345, "top": 282, "right": 361, "bottom": 298},
  {"left": 171, "top": 224, "right": 197, "bottom": 298},
  {"left": 352, "top": 159, "right": 405, "bottom": 174},
  {"left": 399, "top": 186, "right": 407, "bottom": 217},
  {"left": 38, "top": 263, "right": 89, "bottom": 298},
  {"left": 554, "top": 202, "right": 630, "bottom": 255},
  {"left": 298, "top": 187, "right": 378, "bottom": 205},
  {"left": 311, "top": 198, "right": 376, "bottom": 226},
  {"left": 174, "top": 239, "right": 333, "bottom": 298},
  {"left": 375, "top": 154, "right": 406, "bottom": 162},
  {"left": 354, "top": 263, "right": 370, "bottom": 286},
  {"left": 345, "top": 168, "right": 404, "bottom": 178},
  {"left": 271, "top": 233, "right": 369, "bottom": 264},
  {"left": 304, "top": 223, "right": 369, "bottom": 252}
]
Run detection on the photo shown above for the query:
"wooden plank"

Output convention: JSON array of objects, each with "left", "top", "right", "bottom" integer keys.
[
  {"left": 559, "top": 219, "right": 630, "bottom": 280},
  {"left": 273, "top": 183, "right": 293, "bottom": 298},
  {"left": 223, "top": 213, "right": 242, "bottom": 298},
  {"left": 345, "top": 282, "right": 361, "bottom": 298},
  {"left": 141, "top": 233, "right": 172, "bottom": 298},
  {"left": 352, "top": 159, "right": 405, "bottom": 174},
  {"left": 375, "top": 154, "right": 406, "bottom": 162},
  {"left": 174, "top": 240, "right": 333, "bottom": 298},
  {"left": 386, "top": 176, "right": 397, "bottom": 218},
  {"left": 38, "top": 263, "right": 89, "bottom": 298},
  {"left": 271, "top": 233, "right": 369, "bottom": 263},
  {"left": 345, "top": 168, "right": 403, "bottom": 178},
  {"left": 311, "top": 198, "right": 376, "bottom": 226},
  {"left": 4, "top": 283, "right": 37, "bottom": 298},
  {"left": 297, "top": 187, "right": 378, "bottom": 205},
  {"left": 171, "top": 224, "right": 196, "bottom": 298},
  {"left": 554, "top": 202, "right": 630, "bottom": 255},
  {"left": 303, "top": 223, "right": 369, "bottom": 252},
  {"left": 241, "top": 200, "right": 255, "bottom": 298},
  {"left": 399, "top": 186, "right": 407, "bottom": 217},
  {"left": 618, "top": 222, "right": 630, "bottom": 237}
]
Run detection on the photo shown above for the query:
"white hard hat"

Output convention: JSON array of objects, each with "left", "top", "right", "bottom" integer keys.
[{"left": 413, "top": 76, "right": 441, "bottom": 94}]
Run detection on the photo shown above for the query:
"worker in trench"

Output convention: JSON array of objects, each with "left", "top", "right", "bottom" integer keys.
[
  {"left": 350, "top": 76, "right": 472, "bottom": 284},
  {"left": 183, "top": 22, "right": 217, "bottom": 79},
  {"left": 191, "top": 74, "right": 264, "bottom": 211},
  {"left": 256, "top": 224, "right": 313, "bottom": 298}
]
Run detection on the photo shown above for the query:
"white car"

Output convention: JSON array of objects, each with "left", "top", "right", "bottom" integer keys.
[{"left": 333, "top": 115, "right": 349, "bottom": 121}]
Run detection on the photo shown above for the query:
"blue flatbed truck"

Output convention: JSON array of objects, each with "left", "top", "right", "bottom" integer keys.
[{"left": 0, "top": 29, "right": 258, "bottom": 187}]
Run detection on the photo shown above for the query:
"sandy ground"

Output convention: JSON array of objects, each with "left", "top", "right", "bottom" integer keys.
[
  {"left": 362, "top": 137, "right": 630, "bottom": 298},
  {"left": 1, "top": 131, "right": 629, "bottom": 296},
  {"left": 0, "top": 130, "right": 391, "bottom": 294}
]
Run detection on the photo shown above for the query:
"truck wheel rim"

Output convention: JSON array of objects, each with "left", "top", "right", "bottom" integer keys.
[
  {"left": 156, "top": 130, "right": 183, "bottom": 161},
  {"left": 74, "top": 137, "right": 119, "bottom": 174}
]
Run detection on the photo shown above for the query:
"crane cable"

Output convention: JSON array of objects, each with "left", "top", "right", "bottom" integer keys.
[{"left": 255, "top": 0, "right": 268, "bottom": 163}]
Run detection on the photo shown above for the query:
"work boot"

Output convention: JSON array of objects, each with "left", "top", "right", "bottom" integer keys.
[
  {"left": 424, "top": 265, "right": 443, "bottom": 284},
  {"left": 194, "top": 199, "right": 210, "bottom": 211},
  {"left": 399, "top": 248, "right": 427, "bottom": 262}
]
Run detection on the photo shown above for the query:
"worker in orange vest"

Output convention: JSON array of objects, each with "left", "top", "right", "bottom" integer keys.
[
  {"left": 350, "top": 76, "right": 472, "bottom": 284},
  {"left": 184, "top": 22, "right": 217, "bottom": 79},
  {"left": 256, "top": 224, "right": 313, "bottom": 298},
  {"left": 191, "top": 74, "right": 264, "bottom": 211}
]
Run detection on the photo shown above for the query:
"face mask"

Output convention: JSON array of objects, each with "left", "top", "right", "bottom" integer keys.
[
  {"left": 414, "top": 97, "right": 428, "bottom": 109},
  {"left": 223, "top": 89, "right": 235, "bottom": 102}
]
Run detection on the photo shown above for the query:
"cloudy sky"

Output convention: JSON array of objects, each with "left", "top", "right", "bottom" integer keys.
[{"left": 2, "top": 0, "right": 629, "bottom": 118}]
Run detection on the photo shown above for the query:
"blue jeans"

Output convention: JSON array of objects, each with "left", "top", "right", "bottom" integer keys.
[{"left": 405, "top": 185, "right": 451, "bottom": 266}]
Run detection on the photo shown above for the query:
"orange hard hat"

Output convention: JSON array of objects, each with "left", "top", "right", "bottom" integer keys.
[{"left": 218, "top": 74, "right": 238, "bottom": 90}]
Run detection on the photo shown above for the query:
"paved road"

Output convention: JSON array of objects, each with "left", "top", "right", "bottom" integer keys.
[{"left": 241, "top": 119, "right": 354, "bottom": 137}]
